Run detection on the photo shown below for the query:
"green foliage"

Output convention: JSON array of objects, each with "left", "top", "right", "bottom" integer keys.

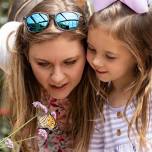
[{"left": 0, "top": 0, "right": 9, "bottom": 27}]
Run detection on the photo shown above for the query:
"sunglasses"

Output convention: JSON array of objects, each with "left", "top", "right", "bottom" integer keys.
[{"left": 24, "top": 11, "right": 83, "bottom": 33}]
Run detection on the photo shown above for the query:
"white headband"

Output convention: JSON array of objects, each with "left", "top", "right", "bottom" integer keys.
[{"left": 0, "top": 21, "right": 21, "bottom": 73}]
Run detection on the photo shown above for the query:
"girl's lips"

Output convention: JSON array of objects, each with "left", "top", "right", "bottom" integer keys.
[
  {"left": 96, "top": 69, "right": 108, "bottom": 74},
  {"left": 50, "top": 83, "right": 68, "bottom": 90}
]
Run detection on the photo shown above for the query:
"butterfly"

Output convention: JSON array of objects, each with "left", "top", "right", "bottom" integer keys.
[{"left": 38, "top": 114, "right": 56, "bottom": 130}]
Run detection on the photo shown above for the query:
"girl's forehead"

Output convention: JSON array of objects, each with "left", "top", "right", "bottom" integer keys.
[
  {"left": 88, "top": 25, "right": 126, "bottom": 45},
  {"left": 88, "top": 27, "right": 133, "bottom": 53},
  {"left": 88, "top": 24, "right": 112, "bottom": 37},
  {"left": 88, "top": 26, "right": 114, "bottom": 43},
  {"left": 29, "top": 35, "right": 85, "bottom": 58}
]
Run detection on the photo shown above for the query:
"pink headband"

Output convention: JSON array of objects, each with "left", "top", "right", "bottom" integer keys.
[{"left": 92, "top": 0, "right": 149, "bottom": 13}]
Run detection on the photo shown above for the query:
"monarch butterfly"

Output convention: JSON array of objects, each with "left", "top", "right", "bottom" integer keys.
[{"left": 38, "top": 114, "right": 56, "bottom": 130}]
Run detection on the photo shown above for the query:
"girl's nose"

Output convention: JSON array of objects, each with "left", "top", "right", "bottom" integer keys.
[
  {"left": 50, "top": 67, "right": 65, "bottom": 84},
  {"left": 92, "top": 56, "right": 104, "bottom": 68}
]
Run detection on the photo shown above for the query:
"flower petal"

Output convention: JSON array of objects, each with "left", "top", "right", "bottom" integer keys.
[
  {"left": 5, "top": 138, "right": 14, "bottom": 149},
  {"left": 32, "top": 101, "right": 48, "bottom": 113},
  {"left": 37, "top": 129, "right": 48, "bottom": 140}
]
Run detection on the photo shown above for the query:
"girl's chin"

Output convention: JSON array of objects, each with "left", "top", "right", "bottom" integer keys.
[
  {"left": 96, "top": 77, "right": 110, "bottom": 83},
  {"left": 52, "top": 96, "right": 65, "bottom": 100},
  {"left": 49, "top": 92, "right": 69, "bottom": 100}
]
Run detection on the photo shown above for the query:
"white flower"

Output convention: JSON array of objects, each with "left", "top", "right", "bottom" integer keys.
[
  {"left": 4, "top": 138, "right": 14, "bottom": 149},
  {"left": 37, "top": 129, "right": 48, "bottom": 140},
  {"left": 32, "top": 101, "right": 48, "bottom": 113}
]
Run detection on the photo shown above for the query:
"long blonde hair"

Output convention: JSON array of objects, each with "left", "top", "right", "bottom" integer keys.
[
  {"left": 3, "top": 0, "right": 87, "bottom": 151},
  {"left": 75, "top": 1, "right": 152, "bottom": 151}
]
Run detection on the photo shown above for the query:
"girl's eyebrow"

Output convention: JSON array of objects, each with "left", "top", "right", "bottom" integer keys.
[
  {"left": 105, "top": 51, "right": 118, "bottom": 55},
  {"left": 64, "top": 56, "right": 79, "bottom": 61},
  {"left": 33, "top": 58, "right": 48, "bottom": 62},
  {"left": 87, "top": 42, "right": 118, "bottom": 56},
  {"left": 87, "top": 41, "right": 95, "bottom": 48},
  {"left": 87, "top": 41, "right": 116, "bottom": 52},
  {"left": 33, "top": 56, "right": 79, "bottom": 62}
]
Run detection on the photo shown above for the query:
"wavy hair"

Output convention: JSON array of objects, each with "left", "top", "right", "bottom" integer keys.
[
  {"left": 3, "top": 0, "right": 88, "bottom": 151},
  {"left": 75, "top": 1, "right": 152, "bottom": 151}
]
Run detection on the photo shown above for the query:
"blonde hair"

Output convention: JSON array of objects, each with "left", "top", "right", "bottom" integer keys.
[
  {"left": 8, "top": 0, "right": 43, "bottom": 21},
  {"left": 75, "top": 1, "right": 152, "bottom": 151},
  {"left": 8, "top": 0, "right": 87, "bottom": 21},
  {"left": 3, "top": 0, "right": 87, "bottom": 151}
]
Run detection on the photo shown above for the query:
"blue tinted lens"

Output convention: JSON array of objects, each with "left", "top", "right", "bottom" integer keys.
[
  {"left": 26, "top": 13, "right": 49, "bottom": 32},
  {"left": 55, "top": 12, "right": 80, "bottom": 30}
]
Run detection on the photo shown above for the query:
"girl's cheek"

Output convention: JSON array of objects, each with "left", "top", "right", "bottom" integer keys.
[
  {"left": 86, "top": 52, "right": 92, "bottom": 63},
  {"left": 87, "top": 53, "right": 95, "bottom": 69}
]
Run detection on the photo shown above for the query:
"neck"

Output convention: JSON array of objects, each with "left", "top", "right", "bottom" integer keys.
[
  {"left": 108, "top": 74, "right": 135, "bottom": 107},
  {"left": 108, "top": 90, "right": 133, "bottom": 107},
  {"left": 112, "top": 73, "right": 135, "bottom": 92}
]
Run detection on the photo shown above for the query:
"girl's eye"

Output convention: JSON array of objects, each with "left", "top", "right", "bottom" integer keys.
[
  {"left": 87, "top": 46, "right": 96, "bottom": 53},
  {"left": 64, "top": 60, "right": 77, "bottom": 65},
  {"left": 105, "top": 55, "right": 117, "bottom": 60},
  {"left": 37, "top": 62, "right": 50, "bottom": 67}
]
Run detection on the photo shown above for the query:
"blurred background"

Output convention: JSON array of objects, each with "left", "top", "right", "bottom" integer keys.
[{"left": 0, "top": 0, "right": 10, "bottom": 27}]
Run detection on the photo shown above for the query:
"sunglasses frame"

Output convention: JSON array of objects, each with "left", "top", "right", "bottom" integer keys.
[{"left": 24, "top": 11, "right": 83, "bottom": 33}]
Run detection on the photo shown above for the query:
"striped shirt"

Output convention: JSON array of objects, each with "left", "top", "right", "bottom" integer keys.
[{"left": 88, "top": 93, "right": 152, "bottom": 152}]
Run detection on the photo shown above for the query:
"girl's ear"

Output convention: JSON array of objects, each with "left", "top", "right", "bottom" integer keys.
[{"left": 0, "top": 21, "right": 21, "bottom": 72}]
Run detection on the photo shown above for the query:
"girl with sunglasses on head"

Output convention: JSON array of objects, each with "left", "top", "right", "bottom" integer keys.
[
  {"left": 0, "top": 0, "right": 86, "bottom": 73},
  {"left": 2, "top": 0, "right": 90, "bottom": 151},
  {"left": 73, "top": 0, "right": 152, "bottom": 151}
]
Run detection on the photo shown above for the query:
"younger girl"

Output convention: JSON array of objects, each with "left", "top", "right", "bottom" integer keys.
[{"left": 77, "top": 0, "right": 152, "bottom": 151}]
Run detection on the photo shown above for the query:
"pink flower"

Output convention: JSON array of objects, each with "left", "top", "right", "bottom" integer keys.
[
  {"left": 51, "top": 111, "right": 57, "bottom": 119},
  {"left": 32, "top": 101, "right": 48, "bottom": 113},
  {"left": 4, "top": 138, "right": 14, "bottom": 149},
  {"left": 37, "top": 129, "right": 48, "bottom": 140}
]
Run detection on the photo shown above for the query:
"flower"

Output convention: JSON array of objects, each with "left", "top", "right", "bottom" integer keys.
[
  {"left": 32, "top": 101, "right": 48, "bottom": 113},
  {"left": 37, "top": 129, "right": 48, "bottom": 140},
  {"left": 4, "top": 138, "right": 14, "bottom": 149},
  {"left": 51, "top": 111, "right": 57, "bottom": 119},
  {"left": 0, "top": 101, "right": 50, "bottom": 150}
]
